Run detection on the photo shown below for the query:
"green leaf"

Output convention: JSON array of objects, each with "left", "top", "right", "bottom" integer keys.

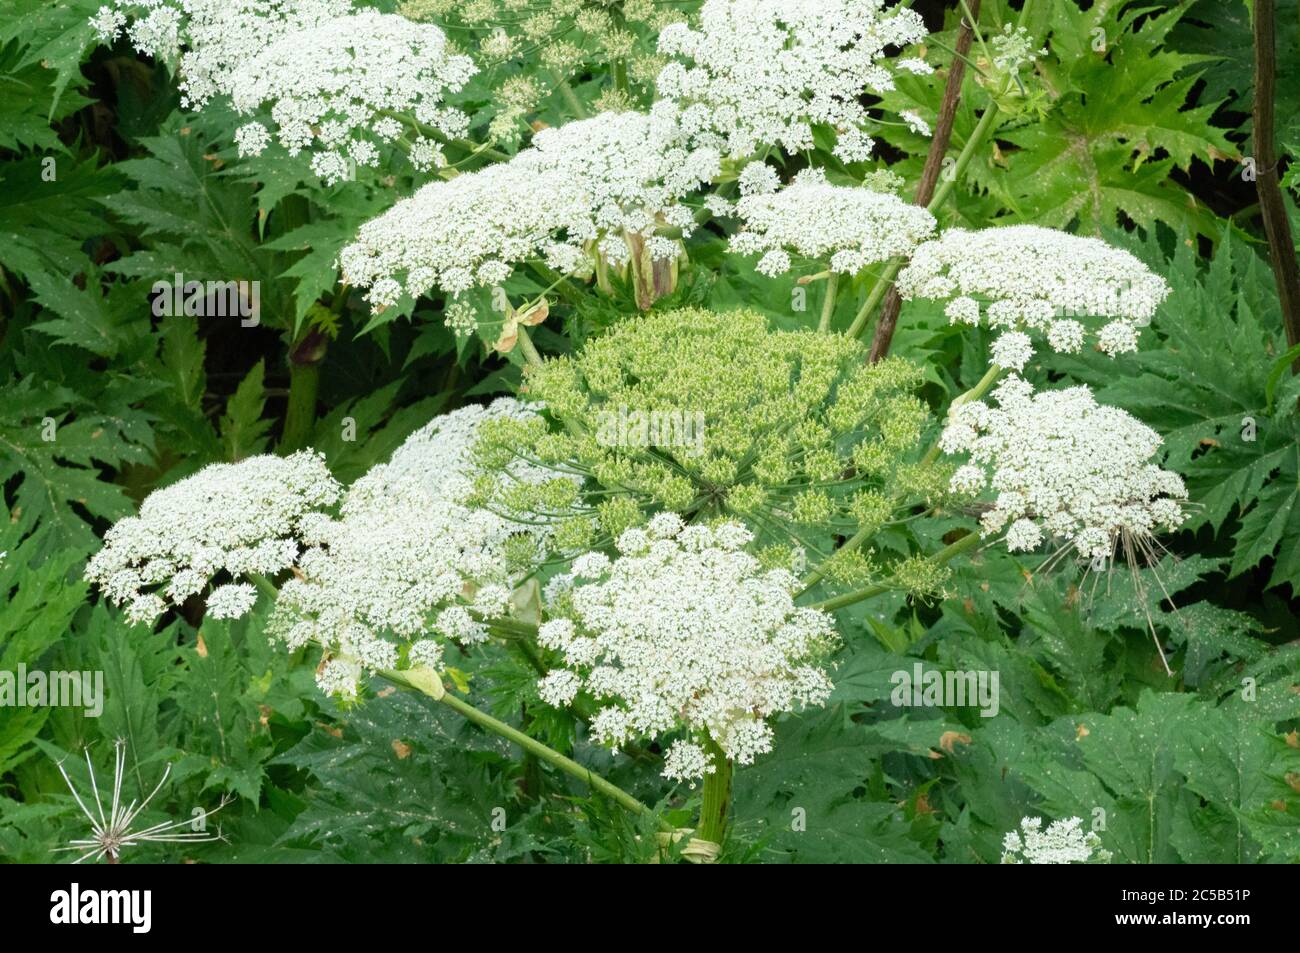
[
  {"left": 0, "top": 154, "right": 117, "bottom": 287},
  {"left": 0, "top": 40, "right": 81, "bottom": 151},
  {"left": 0, "top": 516, "right": 86, "bottom": 774},
  {"left": 27, "top": 269, "right": 151, "bottom": 358},
  {"left": 732, "top": 706, "right": 933, "bottom": 862},
  {"left": 103, "top": 122, "right": 295, "bottom": 334},
  {"left": 272, "top": 691, "right": 525, "bottom": 863},
  {"left": 219, "top": 359, "right": 271, "bottom": 460},
  {"left": 0, "top": 372, "right": 156, "bottom": 553},
  {"left": 0, "top": 0, "right": 102, "bottom": 119},
  {"left": 990, "top": 689, "right": 1299, "bottom": 863}
]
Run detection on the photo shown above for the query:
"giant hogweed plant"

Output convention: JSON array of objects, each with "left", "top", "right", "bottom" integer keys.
[
  {"left": 0, "top": 0, "right": 1276, "bottom": 862},
  {"left": 62, "top": 0, "right": 1256, "bottom": 863}
]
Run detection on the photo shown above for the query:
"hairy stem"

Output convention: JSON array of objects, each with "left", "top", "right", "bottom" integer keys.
[
  {"left": 515, "top": 325, "right": 546, "bottom": 368},
  {"left": 280, "top": 328, "right": 328, "bottom": 452},
  {"left": 695, "top": 735, "right": 733, "bottom": 846}
]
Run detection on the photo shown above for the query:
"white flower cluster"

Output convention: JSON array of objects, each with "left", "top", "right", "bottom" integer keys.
[
  {"left": 90, "top": 1, "right": 474, "bottom": 185},
  {"left": 1001, "top": 816, "right": 1111, "bottom": 864},
  {"left": 338, "top": 110, "right": 719, "bottom": 307},
  {"left": 728, "top": 168, "right": 936, "bottom": 276},
  {"left": 536, "top": 514, "right": 838, "bottom": 781},
  {"left": 85, "top": 452, "right": 341, "bottom": 626},
  {"left": 270, "top": 399, "right": 557, "bottom": 699},
  {"left": 654, "top": 0, "right": 931, "bottom": 162},
  {"left": 942, "top": 376, "right": 1187, "bottom": 559},
  {"left": 990, "top": 24, "right": 1048, "bottom": 73},
  {"left": 228, "top": 11, "right": 476, "bottom": 183},
  {"left": 90, "top": 1, "right": 350, "bottom": 107},
  {"left": 897, "top": 225, "right": 1170, "bottom": 370}
]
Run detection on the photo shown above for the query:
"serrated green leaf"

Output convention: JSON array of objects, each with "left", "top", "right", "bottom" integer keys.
[{"left": 219, "top": 359, "right": 271, "bottom": 460}]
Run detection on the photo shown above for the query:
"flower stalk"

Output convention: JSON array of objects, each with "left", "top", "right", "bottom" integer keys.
[
  {"left": 280, "top": 330, "right": 327, "bottom": 452},
  {"left": 844, "top": 103, "right": 1002, "bottom": 341},
  {"left": 695, "top": 734, "right": 733, "bottom": 847},
  {"left": 818, "top": 272, "right": 841, "bottom": 332},
  {"left": 380, "top": 667, "right": 671, "bottom": 830}
]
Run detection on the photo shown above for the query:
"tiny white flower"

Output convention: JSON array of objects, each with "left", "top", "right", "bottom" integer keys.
[
  {"left": 662, "top": 740, "right": 715, "bottom": 782},
  {"left": 86, "top": 452, "right": 340, "bottom": 624},
  {"left": 731, "top": 169, "right": 935, "bottom": 277},
  {"left": 898, "top": 225, "right": 1170, "bottom": 367},
  {"left": 899, "top": 109, "right": 931, "bottom": 136},
  {"left": 655, "top": 0, "right": 930, "bottom": 160}
]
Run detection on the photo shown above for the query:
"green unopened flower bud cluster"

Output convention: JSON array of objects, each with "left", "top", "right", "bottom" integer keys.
[
  {"left": 472, "top": 307, "right": 932, "bottom": 554},
  {"left": 402, "top": 0, "right": 681, "bottom": 84}
]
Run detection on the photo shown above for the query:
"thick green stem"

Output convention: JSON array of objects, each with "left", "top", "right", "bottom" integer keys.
[
  {"left": 516, "top": 325, "right": 545, "bottom": 368},
  {"left": 381, "top": 669, "right": 671, "bottom": 830},
  {"left": 280, "top": 350, "right": 323, "bottom": 452},
  {"left": 844, "top": 260, "right": 904, "bottom": 340},
  {"left": 818, "top": 273, "right": 841, "bottom": 332},
  {"left": 924, "top": 101, "right": 1002, "bottom": 218},
  {"left": 921, "top": 363, "right": 1004, "bottom": 466},
  {"left": 955, "top": 362, "right": 1005, "bottom": 405},
  {"left": 696, "top": 736, "right": 733, "bottom": 846},
  {"left": 800, "top": 523, "right": 871, "bottom": 591}
]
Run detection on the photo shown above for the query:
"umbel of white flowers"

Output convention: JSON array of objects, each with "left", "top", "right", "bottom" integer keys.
[
  {"left": 537, "top": 513, "right": 838, "bottom": 782},
  {"left": 270, "top": 398, "right": 563, "bottom": 699},
  {"left": 653, "top": 0, "right": 933, "bottom": 162},
  {"left": 84, "top": 451, "right": 341, "bottom": 625},
  {"left": 90, "top": 0, "right": 350, "bottom": 108},
  {"left": 897, "top": 225, "right": 1172, "bottom": 370},
  {"left": 1000, "top": 816, "right": 1112, "bottom": 864},
  {"left": 90, "top": 0, "right": 474, "bottom": 184},
  {"left": 728, "top": 166, "right": 937, "bottom": 277},
  {"left": 338, "top": 110, "right": 718, "bottom": 306},
  {"left": 227, "top": 10, "right": 476, "bottom": 183},
  {"left": 942, "top": 376, "right": 1187, "bottom": 558}
]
